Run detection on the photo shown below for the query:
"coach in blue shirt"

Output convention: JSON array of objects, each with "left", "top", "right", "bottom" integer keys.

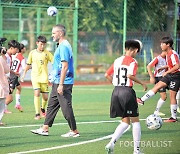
[{"left": 30, "top": 24, "right": 80, "bottom": 137}]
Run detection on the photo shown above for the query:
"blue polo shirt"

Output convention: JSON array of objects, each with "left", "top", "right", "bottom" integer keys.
[{"left": 51, "top": 40, "right": 74, "bottom": 84}]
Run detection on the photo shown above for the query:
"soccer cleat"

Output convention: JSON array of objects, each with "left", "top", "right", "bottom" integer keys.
[
  {"left": 4, "top": 109, "right": 12, "bottom": 114},
  {"left": 15, "top": 105, "right": 23, "bottom": 112},
  {"left": 40, "top": 108, "right": 46, "bottom": 118},
  {"left": 157, "top": 112, "right": 166, "bottom": 116},
  {"left": 164, "top": 117, "right": 177, "bottom": 123},
  {"left": 61, "top": 131, "right": 80, "bottom": 138},
  {"left": 154, "top": 111, "right": 166, "bottom": 116},
  {"left": 105, "top": 142, "right": 115, "bottom": 154},
  {"left": 34, "top": 114, "right": 41, "bottom": 120},
  {"left": 30, "top": 127, "right": 48, "bottom": 136},
  {"left": 136, "top": 98, "right": 144, "bottom": 105}
]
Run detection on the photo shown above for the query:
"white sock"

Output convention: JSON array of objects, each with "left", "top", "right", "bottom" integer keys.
[
  {"left": 16, "top": 94, "right": 21, "bottom": 106},
  {"left": 141, "top": 90, "right": 155, "bottom": 102},
  {"left": 110, "top": 122, "right": 129, "bottom": 144},
  {"left": 176, "top": 90, "right": 180, "bottom": 108},
  {"left": 132, "top": 122, "right": 141, "bottom": 153},
  {"left": 171, "top": 104, "right": 177, "bottom": 119},
  {"left": 154, "top": 98, "right": 165, "bottom": 114}
]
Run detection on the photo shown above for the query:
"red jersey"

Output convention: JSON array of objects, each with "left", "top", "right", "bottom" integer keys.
[
  {"left": 106, "top": 55, "right": 138, "bottom": 87},
  {"left": 166, "top": 50, "right": 180, "bottom": 73},
  {"left": 11, "top": 53, "right": 26, "bottom": 74},
  {"left": 148, "top": 55, "right": 167, "bottom": 77}
]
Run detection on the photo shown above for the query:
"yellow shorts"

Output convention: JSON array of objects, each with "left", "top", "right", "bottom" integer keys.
[{"left": 32, "top": 82, "right": 49, "bottom": 93}]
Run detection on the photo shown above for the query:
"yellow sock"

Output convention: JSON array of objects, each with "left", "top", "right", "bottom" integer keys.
[
  {"left": 34, "top": 96, "right": 40, "bottom": 114},
  {"left": 41, "top": 98, "right": 47, "bottom": 109}
]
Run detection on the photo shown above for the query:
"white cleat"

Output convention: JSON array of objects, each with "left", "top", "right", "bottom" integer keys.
[
  {"left": 61, "top": 131, "right": 80, "bottom": 138},
  {"left": 30, "top": 127, "right": 48, "bottom": 136},
  {"left": 105, "top": 142, "right": 114, "bottom": 154}
]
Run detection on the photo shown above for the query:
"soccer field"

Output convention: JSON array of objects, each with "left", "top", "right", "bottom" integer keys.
[{"left": 0, "top": 84, "right": 180, "bottom": 154}]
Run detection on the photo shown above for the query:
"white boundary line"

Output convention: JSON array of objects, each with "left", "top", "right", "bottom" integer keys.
[
  {"left": 1, "top": 117, "right": 179, "bottom": 129},
  {"left": 8, "top": 134, "right": 113, "bottom": 154}
]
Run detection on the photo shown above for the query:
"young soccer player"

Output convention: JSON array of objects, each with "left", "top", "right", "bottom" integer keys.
[
  {"left": 10, "top": 43, "right": 26, "bottom": 112},
  {"left": 105, "top": 39, "right": 147, "bottom": 154},
  {"left": 137, "top": 37, "right": 180, "bottom": 122},
  {"left": 147, "top": 51, "right": 167, "bottom": 116},
  {"left": 4, "top": 40, "right": 20, "bottom": 114},
  {"left": 21, "top": 36, "right": 53, "bottom": 120}
]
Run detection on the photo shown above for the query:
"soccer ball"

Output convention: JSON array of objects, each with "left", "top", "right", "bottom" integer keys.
[
  {"left": 146, "top": 114, "right": 163, "bottom": 130},
  {"left": 47, "top": 6, "right": 58, "bottom": 16}
]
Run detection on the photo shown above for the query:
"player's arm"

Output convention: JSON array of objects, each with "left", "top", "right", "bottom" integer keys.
[
  {"left": 127, "top": 74, "right": 147, "bottom": 91},
  {"left": 57, "top": 61, "right": 68, "bottom": 95},
  {"left": 147, "top": 58, "right": 157, "bottom": 84},
  {"left": 163, "top": 63, "right": 179, "bottom": 77},
  {"left": 20, "top": 64, "right": 31, "bottom": 82}
]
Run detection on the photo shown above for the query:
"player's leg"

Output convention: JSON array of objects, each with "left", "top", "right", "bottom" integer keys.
[
  {"left": 164, "top": 90, "right": 178, "bottom": 122},
  {"left": 177, "top": 89, "right": 180, "bottom": 113},
  {"left": 137, "top": 81, "right": 167, "bottom": 105},
  {"left": 40, "top": 83, "right": 49, "bottom": 117},
  {"left": 15, "top": 84, "right": 23, "bottom": 112},
  {"left": 106, "top": 117, "right": 130, "bottom": 154},
  {"left": 154, "top": 91, "right": 166, "bottom": 116},
  {"left": 131, "top": 117, "right": 141, "bottom": 154},
  {"left": 32, "top": 81, "right": 41, "bottom": 120}
]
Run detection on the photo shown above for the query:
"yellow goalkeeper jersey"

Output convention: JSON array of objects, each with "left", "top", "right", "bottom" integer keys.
[{"left": 27, "top": 49, "right": 53, "bottom": 83}]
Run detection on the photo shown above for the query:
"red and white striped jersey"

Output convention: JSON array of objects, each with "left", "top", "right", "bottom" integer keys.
[
  {"left": 166, "top": 50, "right": 180, "bottom": 73},
  {"left": 148, "top": 55, "right": 166, "bottom": 77},
  {"left": 11, "top": 53, "right": 26, "bottom": 74},
  {"left": 106, "top": 55, "right": 138, "bottom": 87}
]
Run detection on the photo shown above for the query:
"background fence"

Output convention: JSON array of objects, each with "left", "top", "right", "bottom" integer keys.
[{"left": 0, "top": 0, "right": 179, "bottom": 80}]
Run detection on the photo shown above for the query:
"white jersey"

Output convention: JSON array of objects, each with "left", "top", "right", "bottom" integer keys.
[
  {"left": 11, "top": 53, "right": 26, "bottom": 75},
  {"left": 112, "top": 55, "right": 138, "bottom": 87},
  {"left": 148, "top": 55, "right": 167, "bottom": 77}
]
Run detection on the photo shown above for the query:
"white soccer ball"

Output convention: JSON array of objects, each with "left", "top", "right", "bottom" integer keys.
[
  {"left": 47, "top": 6, "right": 58, "bottom": 16},
  {"left": 146, "top": 114, "right": 163, "bottom": 130}
]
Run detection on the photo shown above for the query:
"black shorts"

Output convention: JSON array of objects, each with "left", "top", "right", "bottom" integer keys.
[
  {"left": 110, "top": 86, "right": 139, "bottom": 118},
  {"left": 160, "top": 72, "right": 180, "bottom": 92},
  {"left": 9, "top": 73, "right": 20, "bottom": 90},
  {"left": 155, "top": 77, "right": 167, "bottom": 92}
]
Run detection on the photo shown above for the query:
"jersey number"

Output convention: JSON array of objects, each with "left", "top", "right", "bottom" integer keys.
[
  {"left": 11, "top": 60, "right": 19, "bottom": 71},
  {"left": 116, "top": 67, "right": 127, "bottom": 86}
]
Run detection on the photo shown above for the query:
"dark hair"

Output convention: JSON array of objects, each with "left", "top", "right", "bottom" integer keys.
[
  {"left": 37, "top": 35, "right": 47, "bottom": 43},
  {"left": 8, "top": 40, "right": 20, "bottom": 49},
  {"left": 19, "top": 43, "right": 25, "bottom": 53},
  {"left": 125, "top": 39, "right": 142, "bottom": 53},
  {"left": 54, "top": 24, "right": 66, "bottom": 36},
  {"left": 161, "top": 37, "right": 173, "bottom": 48}
]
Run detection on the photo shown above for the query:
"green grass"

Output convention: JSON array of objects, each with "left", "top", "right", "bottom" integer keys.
[{"left": 0, "top": 84, "right": 180, "bottom": 154}]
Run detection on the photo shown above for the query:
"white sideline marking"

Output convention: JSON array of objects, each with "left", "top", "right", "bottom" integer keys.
[
  {"left": 1, "top": 117, "right": 179, "bottom": 129},
  {"left": 8, "top": 134, "right": 113, "bottom": 154},
  {"left": 0, "top": 120, "right": 120, "bottom": 129}
]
